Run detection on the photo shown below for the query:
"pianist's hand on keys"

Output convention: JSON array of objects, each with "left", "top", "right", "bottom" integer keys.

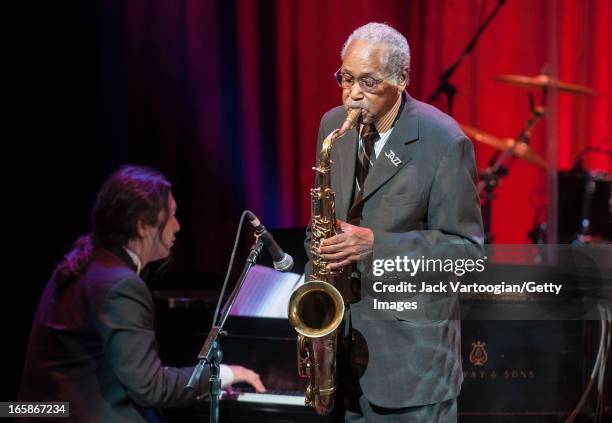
[{"left": 228, "top": 365, "right": 266, "bottom": 393}]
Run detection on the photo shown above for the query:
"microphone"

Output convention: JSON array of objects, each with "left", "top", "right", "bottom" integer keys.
[{"left": 245, "top": 211, "right": 294, "bottom": 272}]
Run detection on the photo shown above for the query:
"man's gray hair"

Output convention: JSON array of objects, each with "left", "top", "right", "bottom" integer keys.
[{"left": 341, "top": 22, "right": 411, "bottom": 84}]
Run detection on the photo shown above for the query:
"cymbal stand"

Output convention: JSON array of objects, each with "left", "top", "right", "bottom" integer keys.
[{"left": 480, "top": 95, "right": 546, "bottom": 242}]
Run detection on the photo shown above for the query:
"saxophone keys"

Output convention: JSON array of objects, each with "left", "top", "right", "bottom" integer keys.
[{"left": 305, "top": 386, "right": 314, "bottom": 407}]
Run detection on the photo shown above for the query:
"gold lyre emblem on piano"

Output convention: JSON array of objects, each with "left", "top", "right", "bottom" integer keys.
[{"left": 469, "top": 341, "right": 488, "bottom": 367}]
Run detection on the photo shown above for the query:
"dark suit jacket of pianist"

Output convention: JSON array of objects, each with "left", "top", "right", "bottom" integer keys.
[{"left": 19, "top": 246, "right": 209, "bottom": 422}]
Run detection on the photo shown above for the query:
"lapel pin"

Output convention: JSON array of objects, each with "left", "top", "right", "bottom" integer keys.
[{"left": 385, "top": 150, "right": 402, "bottom": 167}]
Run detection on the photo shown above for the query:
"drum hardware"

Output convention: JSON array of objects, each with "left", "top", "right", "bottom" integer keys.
[
  {"left": 560, "top": 145, "right": 611, "bottom": 244},
  {"left": 463, "top": 94, "right": 546, "bottom": 242},
  {"left": 460, "top": 124, "right": 547, "bottom": 169},
  {"left": 527, "top": 168, "right": 611, "bottom": 245},
  {"left": 469, "top": 73, "right": 599, "bottom": 242},
  {"left": 527, "top": 206, "right": 548, "bottom": 245}
]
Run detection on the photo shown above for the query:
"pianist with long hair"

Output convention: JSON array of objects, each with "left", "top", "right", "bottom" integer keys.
[{"left": 19, "top": 165, "right": 265, "bottom": 422}]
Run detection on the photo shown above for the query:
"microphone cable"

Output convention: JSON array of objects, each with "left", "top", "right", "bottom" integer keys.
[{"left": 211, "top": 210, "right": 250, "bottom": 328}]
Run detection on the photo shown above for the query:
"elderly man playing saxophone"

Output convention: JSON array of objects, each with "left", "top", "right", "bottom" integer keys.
[{"left": 307, "top": 22, "right": 484, "bottom": 422}]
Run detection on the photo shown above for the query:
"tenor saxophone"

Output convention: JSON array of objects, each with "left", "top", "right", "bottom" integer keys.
[{"left": 288, "top": 108, "right": 361, "bottom": 415}]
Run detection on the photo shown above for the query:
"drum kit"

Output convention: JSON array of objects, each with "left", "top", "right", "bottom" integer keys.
[{"left": 460, "top": 74, "right": 611, "bottom": 244}]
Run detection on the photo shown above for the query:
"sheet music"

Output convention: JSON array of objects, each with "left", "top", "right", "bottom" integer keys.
[{"left": 229, "top": 265, "right": 304, "bottom": 318}]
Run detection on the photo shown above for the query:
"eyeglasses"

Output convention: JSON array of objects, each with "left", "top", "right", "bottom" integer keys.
[{"left": 333, "top": 68, "right": 390, "bottom": 93}]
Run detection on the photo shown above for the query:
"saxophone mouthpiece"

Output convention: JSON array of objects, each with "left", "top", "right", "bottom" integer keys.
[{"left": 339, "top": 108, "right": 361, "bottom": 135}]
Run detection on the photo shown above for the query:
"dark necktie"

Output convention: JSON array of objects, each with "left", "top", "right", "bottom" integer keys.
[
  {"left": 348, "top": 124, "right": 379, "bottom": 225},
  {"left": 355, "top": 124, "right": 379, "bottom": 192}
]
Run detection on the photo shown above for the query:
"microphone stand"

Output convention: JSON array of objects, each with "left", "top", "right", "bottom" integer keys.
[
  {"left": 186, "top": 237, "right": 264, "bottom": 423},
  {"left": 427, "top": 0, "right": 506, "bottom": 114}
]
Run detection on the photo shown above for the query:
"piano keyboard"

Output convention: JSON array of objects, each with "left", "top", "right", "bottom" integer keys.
[
  {"left": 235, "top": 392, "right": 306, "bottom": 406},
  {"left": 224, "top": 389, "right": 306, "bottom": 406}
]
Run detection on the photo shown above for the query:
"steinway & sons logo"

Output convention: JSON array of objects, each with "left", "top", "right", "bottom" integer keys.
[{"left": 465, "top": 339, "right": 535, "bottom": 380}]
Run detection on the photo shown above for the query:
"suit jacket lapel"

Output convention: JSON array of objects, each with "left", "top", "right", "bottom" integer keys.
[{"left": 351, "top": 94, "right": 420, "bottom": 210}]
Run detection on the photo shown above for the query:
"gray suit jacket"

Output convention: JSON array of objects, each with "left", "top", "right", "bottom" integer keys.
[{"left": 306, "top": 94, "right": 484, "bottom": 408}]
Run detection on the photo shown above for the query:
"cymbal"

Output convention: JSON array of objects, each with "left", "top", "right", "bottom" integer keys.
[
  {"left": 496, "top": 74, "right": 596, "bottom": 95},
  {"left": 461, "top": 124, "right": 547, "bottom": 168},
  {"left": 461, "top": 125, "right": 507, "bottom": 150}
]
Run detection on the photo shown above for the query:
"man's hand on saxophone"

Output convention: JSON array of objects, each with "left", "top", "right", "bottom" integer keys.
[{"left": 317, "top": 219, "right": 374, "bottom": 270}]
